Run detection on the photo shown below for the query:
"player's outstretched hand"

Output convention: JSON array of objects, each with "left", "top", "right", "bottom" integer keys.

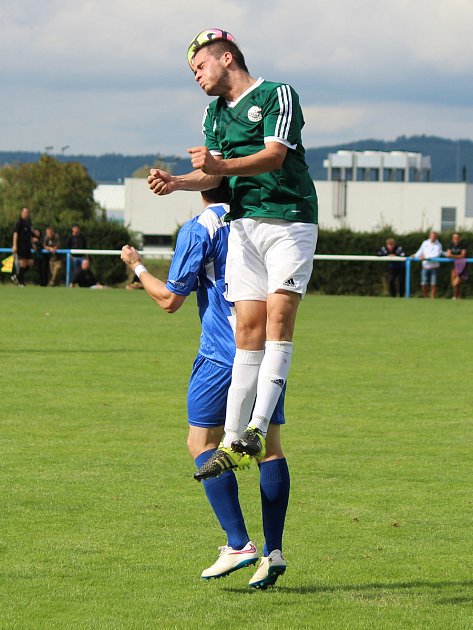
[
  {"left": 148, "top": 168, "right": 176, "bottom": 195},
  {"left": 121, "top": 245, "right": 141, "bottom": 267}
]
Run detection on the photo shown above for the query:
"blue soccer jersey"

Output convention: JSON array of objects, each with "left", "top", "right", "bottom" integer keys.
[{"left": 166, "top": 203, "right": 236, "bottom": 367}]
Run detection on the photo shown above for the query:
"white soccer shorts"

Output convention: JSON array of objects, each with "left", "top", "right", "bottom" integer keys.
[{"left": 225, "top": 218, "right": 318, "bottom": 302}]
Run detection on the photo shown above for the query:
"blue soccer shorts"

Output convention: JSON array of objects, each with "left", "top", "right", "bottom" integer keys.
[{"left": 188, "top": 354, "right": 286, "bottom": 428}]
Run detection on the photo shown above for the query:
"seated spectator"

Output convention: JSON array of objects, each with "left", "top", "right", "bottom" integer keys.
[
  {"left": 70, "top": 259, "right": 106, "bottom": 289},
  {"left": 377, "top": 238, "right": 406, "bottom": 297},
  {"left": 43, "top": 226, "right": 63, "bottom": 287},
  {"left": 446, "top": 232, "right": 468, "bottom": 300}
]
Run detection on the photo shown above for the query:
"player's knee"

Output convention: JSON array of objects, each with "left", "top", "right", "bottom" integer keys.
[
  {"left": 187, "top": 426, "right": 222, "bottom": 458},
  {"left": 266, "top": 320, "right": 295, "bottom": 341},
  {"left": 236, "top": 323, "right": 266, "bottom": 349},
  {"left": 186, "top": 433, "right": 195, "bottom": 457},
  {"left": 235, "top": 302, "right": 267, "bottom": 348},
  {"left": 186, "top": 433, "right": 205, "bottom": 459},
  {"left": 266, "top": 295, "right": 299, "bottom": 340}
]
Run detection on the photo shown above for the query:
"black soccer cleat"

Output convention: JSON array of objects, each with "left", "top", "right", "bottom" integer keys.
[
  {"left": 231, "top": 426, "right": 266, "bottom": 459},
  {"left": 194, "top": 448, "right": 250, "bottom": 482}
]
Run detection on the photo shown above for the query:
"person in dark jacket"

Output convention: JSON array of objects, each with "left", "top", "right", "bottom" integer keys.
[
  {"left": 70, "top": 259, "right": 105, "bottom": 289},
  {"left": 66, "top": 224, "right": 87, "bottom": 274},
  {"left": 377, "top": 238, "right": 406, "bottom": 297},
  {"left": 11, "top": 207, "right": 33, "bottom": 287}
]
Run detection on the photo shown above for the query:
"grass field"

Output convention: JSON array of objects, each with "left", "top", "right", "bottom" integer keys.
[{"left": 1, "top": 286, "right": 473, "bottom": 629}]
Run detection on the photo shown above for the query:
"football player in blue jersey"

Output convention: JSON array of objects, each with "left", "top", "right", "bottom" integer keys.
[{"left": 120, "top": 180, "right": 290, "bottom": 589}]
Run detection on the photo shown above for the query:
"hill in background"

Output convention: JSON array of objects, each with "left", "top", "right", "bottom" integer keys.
[
  {"left": 1, "top": 135, "right": 471, "bottom": 184},
  {"left": 305, "top": 136, "right": 472, "bottom": 183}
]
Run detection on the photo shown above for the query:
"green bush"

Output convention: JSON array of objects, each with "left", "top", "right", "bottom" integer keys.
[
  {"left": 312, "top": 228, "right": 472, "bottom": 298},
  {"left": 80, "top": 219, "right": 140, "bottom": 285}
]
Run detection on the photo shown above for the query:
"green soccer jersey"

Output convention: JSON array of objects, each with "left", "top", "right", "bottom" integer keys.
[{"left": 202, "top": 78, "right": 318, "bottom": 224}]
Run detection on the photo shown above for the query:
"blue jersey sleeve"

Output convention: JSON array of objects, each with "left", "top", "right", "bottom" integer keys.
[{"left": 166, "top": 222, "right": 209, "bottom": 295}]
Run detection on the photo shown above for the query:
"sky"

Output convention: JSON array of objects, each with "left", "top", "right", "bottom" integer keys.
[{"left": 1, "top": 0, "right": 472, "bottom": 157}]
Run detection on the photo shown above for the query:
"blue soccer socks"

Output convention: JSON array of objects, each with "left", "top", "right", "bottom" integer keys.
[
  {"left": 259, "top": 458, "right": 290, "bottom": 556},
  {"left": 195, "top": 449, "right": 249, "bottom": 550}
]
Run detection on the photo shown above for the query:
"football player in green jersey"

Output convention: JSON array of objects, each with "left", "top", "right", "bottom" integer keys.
[{"left": 148, "top": 33, "right": 317, "bottom": 584}]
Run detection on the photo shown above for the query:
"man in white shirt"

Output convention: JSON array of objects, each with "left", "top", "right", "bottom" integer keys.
[{"left": 413, "top": 231, "right": 443, "bottom": 298}]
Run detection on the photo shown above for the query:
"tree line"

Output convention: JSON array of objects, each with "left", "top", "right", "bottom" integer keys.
[
  {"left": 0, "top": 155, "right": 137, "bottom": 285},
  {"left": 1, "top": 135, "right": 472, "bottom": 183}
]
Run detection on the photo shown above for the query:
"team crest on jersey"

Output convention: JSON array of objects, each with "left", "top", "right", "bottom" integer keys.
[{"left": 247, "top": 106, "right": 262, "bottom": 122}]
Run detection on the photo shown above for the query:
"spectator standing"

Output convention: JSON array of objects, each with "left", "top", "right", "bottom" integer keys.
[
  {"left": 446, "top": 232, "right": 468, "bottom": 300},
  {"left": 32, "top": 227, "right": 48, "bottom": 286},
  {"left": 377, "top": 238, "right": 406, "bottom": 297},
  {"left": 66, "top": 224, "right": 87, "bottom": 274},
  {"left": 43, "top": 227, "right": 63, "bottom": 286},
  {"left": 413, "top": 231, "right": 443, "bottom": 299},
  {"left": 11, "top": 207, "right": 33, "bottom": 287}
]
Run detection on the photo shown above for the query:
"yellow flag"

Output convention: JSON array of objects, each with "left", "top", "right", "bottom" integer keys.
[{"left": 1, "top": 255, "right": 14, "bottom": 273}]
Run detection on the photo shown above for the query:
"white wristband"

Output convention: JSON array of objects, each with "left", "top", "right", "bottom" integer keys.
[{"left": 134, "top": 264, "right": 148, "bottom": 279}]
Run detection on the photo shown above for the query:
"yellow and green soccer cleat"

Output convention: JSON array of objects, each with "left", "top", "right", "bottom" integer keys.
[
  {"left": 231, "top": 426, "right": 266, "bottom": 459},
  {"left": 194, "top": 446, "right": 251, "bottom": 481}
]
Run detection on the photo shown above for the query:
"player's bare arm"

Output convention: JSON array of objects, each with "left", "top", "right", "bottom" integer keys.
[
  {"left": 121, "top": 245, "right": 186, "bottom": 313},
  {"left": 147, "top": 167, "right": 222, "bottom": 196},
  {"left": 188, "top": 142, "right": 287, "bottom": 177}
]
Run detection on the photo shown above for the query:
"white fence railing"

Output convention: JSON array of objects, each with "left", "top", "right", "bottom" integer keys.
[{"left": 1, "top": 248, "right": 471, "bottom": 297}]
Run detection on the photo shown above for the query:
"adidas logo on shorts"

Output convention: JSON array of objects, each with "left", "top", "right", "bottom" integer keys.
[
  {"left": 283, "top": 278, "right": 296, "bottom": 288},
  {"left": 271, "top": 378, "right": 285, "bottom": 388}
]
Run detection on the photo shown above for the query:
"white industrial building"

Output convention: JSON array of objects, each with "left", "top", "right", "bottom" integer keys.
[
  {"left": 95, "top": 150, "right": 473, "bottom": 245},
  {"left": 323, "top": 150, "right": 432, "bottom": 182},
  {"left": 93, "top": 184, "right": 125, "bottom": 222},
  {"left": 316, "top": 180, "right": 473, "bottom": 233}
]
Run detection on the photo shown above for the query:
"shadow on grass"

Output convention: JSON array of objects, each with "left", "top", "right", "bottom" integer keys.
[{"left": 223, "top": 579, "right": 473, "bottom": 599}]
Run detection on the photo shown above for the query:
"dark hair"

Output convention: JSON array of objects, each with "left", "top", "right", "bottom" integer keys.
[
  {"left": 193, "top": 38, "right": 249, "bottom": 73},
  {"left": 202, "top": 178, "right": 231, "bottom": 204}
]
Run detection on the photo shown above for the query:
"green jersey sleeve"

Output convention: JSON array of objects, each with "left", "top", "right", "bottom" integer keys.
[
  {"left": 202, "top": 104, "right": 222, "bottom": 155},
  {"left": 263, "top": 84, "right": 304, "bottom": 149}
]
